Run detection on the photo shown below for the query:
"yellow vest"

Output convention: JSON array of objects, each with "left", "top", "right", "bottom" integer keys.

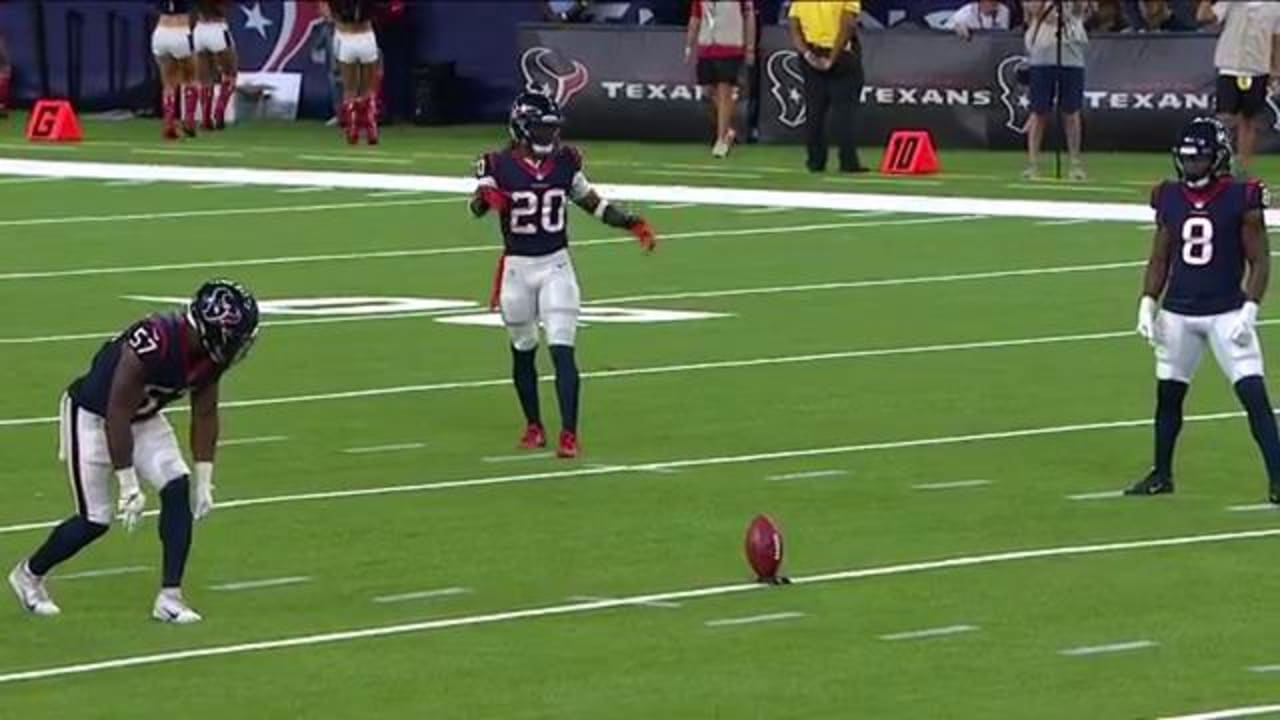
[{"left": 788, "top": 1, "right": 861, "bottom": 49}]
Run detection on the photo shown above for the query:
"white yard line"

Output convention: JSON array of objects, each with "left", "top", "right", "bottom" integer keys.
[
  {"left": 1067, "top": 490, "right": 1125, "bottom": 501},
  {"left": 912, "top": 480, "right": 992, "bottom": 491},
  {"left": 736, "top": 206, "right": 792, "bottom": 215},
  {"left": 483, "top": 452, "right": 555, "bottom": 463},
  {"left": 132, "top": 148, "right": 244, "bottom": 159},
  {"left": 209, "top": 576, "right": 313, "bottom": 592},
  {"left": 1058, "top": 640, "right": 1158, "bottom": 656},
  {"left": 366, "top": 190, "right": 427, "bottom": 198},
  {"left": 765, "top": 469, "right": 847, "bottom": 481},
  {"left": 1247, "top": 665, "right": 1280, "bottom": 673},
  {"left": 2, "top": 527, "right": 1272, "bottom": 683},
  {"left": 566, "top": 595, "right": 682, "bottom": 609},
  {"left": 648, "top": 202, "right": 696, "bottom": 210},
  {"left": 1226, "top": 503, "right": 1275, "bottom": 512},
  {"left": 57, "top": 565, "right": 151, "bottom": 581},
  {"left": 0, "top": 176, "right": 65, "bottom": 185},
  {"left": 372, "top": 587, "right": 472, "bottom": 604},
  {"left": 102, "top": 179, "right": 153, "bottom": 187},
  {"left": 0, "top": 196, "right": 463, "bottom": 228},
  {"left": 188, "top": 182, "right": 246, "bottom": 190},
  {"left": 342, "top": 442, "right": 426, "bottom": 455},
  {"left": 1034, "top": 218, "right": 1093, "bottom": 226},
  {"left": 1160, "top": 705, "right": 1280, "bottom": 720},
  {"left": 878, "top": 624, "right": 978, "bottom": 641},
  {"left": 218, "top": 436, "right": 289, "bottom": 447},
  {"left": 704, "top": 612, "right": 806, "bottom": 627},
  {"left": 276, "top": 186, "right": 334, "bottom": 194}
]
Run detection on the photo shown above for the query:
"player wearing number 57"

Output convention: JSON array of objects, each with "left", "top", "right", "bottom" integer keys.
[
  {"left": 471, "top": 91, "right": 657, "bottom": 460},
  {"left": 1129, "top": 118, "right": 1280, "bottom": 503},
  {"left": 9, "top": 280, "right": 259, "bottom": 623}
]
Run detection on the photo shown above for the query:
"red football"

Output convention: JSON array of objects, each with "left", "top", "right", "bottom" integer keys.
[{"left": 745, "top": 514, "right": 783, "bottom": 580}]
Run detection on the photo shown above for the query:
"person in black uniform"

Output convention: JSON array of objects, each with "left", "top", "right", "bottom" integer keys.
[
  {"left": 1130, "top": 117, "right": 1280, "bottom": 502},
  {"left": 8, "top": 280, "right": 259, "bottom": 623},
  {"left": 471, "top": 92, "right": 657, "bottom": 459}
]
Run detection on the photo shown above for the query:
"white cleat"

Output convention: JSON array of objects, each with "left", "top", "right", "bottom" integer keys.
[
  {"left": 9, "top": 562, "right": 61, "bottom": 617},
  {"left": 152, "top": 590, "right": 202, "bottom": 624}
]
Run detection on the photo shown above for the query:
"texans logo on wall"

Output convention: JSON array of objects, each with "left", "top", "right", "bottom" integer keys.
[
  {"left": 520, "top": 47, "right": 590, "bottom": 107},
  {"left": 232, "top": 0, "right": 328, "bottom": 72}
]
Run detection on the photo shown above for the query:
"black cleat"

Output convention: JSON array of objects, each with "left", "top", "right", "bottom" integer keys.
[{"left": 1124, "top": 471, "right": 1174, "bottom": 496}]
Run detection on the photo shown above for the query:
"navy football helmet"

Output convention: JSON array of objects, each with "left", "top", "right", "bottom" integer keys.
[
  {"left": 509, "top": 91, "right": 563, "bottom": 157},
  {"left": 188, "top": 279, "right": 259, "bottom": 366},
  {"left": 1173, "top": 117, "right": 1232, "bottom": 188}
]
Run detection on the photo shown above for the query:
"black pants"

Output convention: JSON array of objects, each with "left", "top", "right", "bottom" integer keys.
[{"left": 801, "top": 51, "right": 864, "bottom": 172}]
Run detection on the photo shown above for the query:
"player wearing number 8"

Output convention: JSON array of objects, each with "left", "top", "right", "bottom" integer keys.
[
  {"left": 471, "top": 91, "right": 657, "bottom": 459},
  {"left": 1129, "top": 117, "right": 1280, "bottom": 503},
  {"left": 8, "top": 280, "right": 259, "bottom": 623}
]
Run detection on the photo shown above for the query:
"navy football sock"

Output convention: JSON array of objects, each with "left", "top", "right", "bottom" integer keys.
[
  {"left": 27, "top": 516, "right": 109, "bottom": 577},
  {"left": 1153, "top": 379, "right": 1189, "bottom": 478},
  {"left": 511, "top": 346, "right": 542, "bottom": 426},
  {"left": 550, "top": 344, "right": 580, "bottom": 434},
  {"left": 158, "top": 477, "right": 192, "bottom": 588},
  {"left": 1234, "top": 376, "right": 1280, "bottom": 483}
]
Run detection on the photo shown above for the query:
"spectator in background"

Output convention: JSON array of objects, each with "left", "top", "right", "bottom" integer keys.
[
  {"left": 686, "top": 0, "right": 755, "bottom": 157},
  {"left": 1134, "top": 0, "right": 1193, "bottom": 32},
  {"left": 1085, "top": 0, "right": 1126, "bottom": 33},
  {"left": 1023, "top": 0, "right": 1090, "bottom": 180},
  {"left": 0, "top": 31, "right": 10, "bottom": 119},
  {"left": 1198, "top": 0, "right": 1280, "bottom": 176},
  {"left": 947, "top": 0, "right": 1012, "bottom": 40},
  {"left": 788, "top": 0, "right": 867, "bottom": 173}
]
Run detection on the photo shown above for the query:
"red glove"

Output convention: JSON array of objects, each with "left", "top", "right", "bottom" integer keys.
[
  {"left": 629, "top": 219, "right": 657, "bottom": 252},
  {"left": 478, "top": 186, "right": 510, "bottom": 213}
]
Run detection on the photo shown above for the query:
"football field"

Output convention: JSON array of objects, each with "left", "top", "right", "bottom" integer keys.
[{"left": 4, "top": 119, "right": 1280, "bottom": 718}]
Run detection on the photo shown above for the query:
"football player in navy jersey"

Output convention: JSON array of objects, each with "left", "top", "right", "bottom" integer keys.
[
  {"left": 472, "top": 92, "right": 657, "bottom": 459},
  {"left": 9, "top": 280, "right": 259, "bottom": 623},
  {"left": 1129, "top": 117, "right": 1280, "bottom": 503}
]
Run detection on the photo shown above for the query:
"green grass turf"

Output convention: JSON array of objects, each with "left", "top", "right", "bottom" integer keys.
[{"left": 2, "top": 116, "right": 1280, "bottom": 719}]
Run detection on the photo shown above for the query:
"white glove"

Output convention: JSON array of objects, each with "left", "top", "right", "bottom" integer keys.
[
  {"left": 115, "top": 468, "right": 146, "bottom": 533},
  {"left": 1231, "top": 301, "right": 1260, "bottom": 347},
  {"left": 1136, "top": 296, "right": 1159, "bottom": 346},
  {"left": 193, "top": 462, "right": 215, "bottom": 521}
]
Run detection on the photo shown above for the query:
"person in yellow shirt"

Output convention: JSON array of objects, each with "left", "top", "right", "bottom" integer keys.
[{"left": 787, "top": 0, "right": 866, "bottom": 173}]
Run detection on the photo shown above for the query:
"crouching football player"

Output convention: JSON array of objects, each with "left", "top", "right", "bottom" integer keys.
[
  {"left": 9, "top": 280, "right": 259, "bottom": 622},
  {"left": 471, "top": 91, "right": 657, "bottom": 459}
]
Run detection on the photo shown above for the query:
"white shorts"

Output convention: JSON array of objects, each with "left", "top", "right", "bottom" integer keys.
[
  {"left": 499, "top": 249, "right": 582, "bottom": 350},
  {"left": 1155, "top": 308, "right": 1265, "bottom": 384},
  {"left": 58, "top": 395, "right": 190, "bottom": 525},
  {"left": 193, "top": 22, "right": 232, "bottom": 54},
  {"left": 335, "top": 30, "right": 379, "bottom": 64},
  {"left": 151, "top": 25, "right": 193, "bottom": 60}
]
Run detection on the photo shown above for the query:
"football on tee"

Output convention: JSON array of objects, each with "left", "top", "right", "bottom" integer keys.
[{"left": 745, "top": 514, "right": 784, "bottom": 581}]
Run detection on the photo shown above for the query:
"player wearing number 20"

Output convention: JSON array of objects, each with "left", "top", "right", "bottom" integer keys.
[
  {"left": 1130, "top": 117, "right": 1280, "bottom": 503},
  {"left": 8, "top": 280, "right": 259, "bottom": 623},
  {"left": 471, "top": 91, "right": 657, "bottom": 459}
]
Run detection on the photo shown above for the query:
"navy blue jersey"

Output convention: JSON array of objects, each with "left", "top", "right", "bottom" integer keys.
[
  {"left": 68, "top": 313, "right": 222, "bottom": 421},
  {"left": 156, "top": 0, "right": 192, "bottom": 13},
  {"left": 1153, "top": 177, "right": 1267, "bottom": 316},
  {"left": 476, "top": 145, "right": 586, "bottom": 257}
]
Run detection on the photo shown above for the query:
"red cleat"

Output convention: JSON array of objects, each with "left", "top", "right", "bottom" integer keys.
[
  {"left": 518, "top": 423, "right": 546, "bottom": 450},
  {"left": 556, "top": 431, "right": 579, "bottom": 459},
  {"left": 201, "top": 119, "right": 215, "bottom": 132},
  {"left": 163, "top": 125, "right": 179, "bottom": 141}
]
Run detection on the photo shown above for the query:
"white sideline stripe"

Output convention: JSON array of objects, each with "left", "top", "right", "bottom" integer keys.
[
  {"left": 1248, "top": 665, "right": 1280, "bottom": 673},
  {"left": 57, "top": 566, "right": 150, "bottom": 581},
  {"left": 1227, "top": 503, "right": 1276, "bottom": 512},
  {"left": 277, "top": 186, "right": 333, "bottom": 194},
  {"left": 1067, "top": 490, "right": 1125, "bottom": 501},
  {"left": 705, "top": 612, "right": 806, "bottom": 627},
  {"left": 483, "top": 452, "right": 554, "bottom": 463},
  {"left": 639, "top": 169, "right": 764, "bottom": 180},
  {"left": 0, "top": 197, "right": 463, "bottom": 228},
  {"left": 298, "top": 154, "right": 412, "bottom": 166},
  {"left": 1058, "top": 640, "right": 1158, "bottom": 656},
  {"left": 188, "top": 182, "right": 246, "bottom": 189},
  {"left": 341, "top": 442, "right": 426, "bottom": 455},
  {"left": 218, "top": 436, "right": 289, "bottom": 447},
  {"left": 0, "top": 157, "right": 1212, "bottom": 223},
  {"left": 1161, "top": 705, "right": 1280, "bottom": 720},
  {"left": 648, "top": 202, "right": 696, "bottom": 209},
  {"left": 879, "top": 624, "right": 978, "bottom": 641},
  {"left": 736, "top": 206, "right": 792, "bottom": 215},
  {"left": 1034, "top": 218, "right": 1092, "bottom": 226},
  {"left": 372, "top": 587, "right": 471, "bottom": 604},
  {"left": 209, "top": 576, "right": 312, "bottom": 592},
  {"left": 132, "top": 148, "right": 244, "bottom": 159},
  {"left": 766, "top": 469, "right": 847, "bottom": 481},
  {"left": 0, "top": 403, "right": 1264, "bottom": 536},
  {"left": 0, "top": 326, "right": 1231, "bottom": 428},
  {"left": 0, "top": 528, "right": 1276, "bottom": 683},
  {"left": 0, "top": 216, "right": 966, "bottom": 282},
  {"left": 566, "top": 595, "right": 682, "bottom": 609},
  {"left": 912, "top": 480, "right": 992, "bottom": 491}
]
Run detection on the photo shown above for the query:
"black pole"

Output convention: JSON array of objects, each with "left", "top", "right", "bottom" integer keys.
[{"left": 1054, "top": 0, "right": 1063, "bottom": 180}]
